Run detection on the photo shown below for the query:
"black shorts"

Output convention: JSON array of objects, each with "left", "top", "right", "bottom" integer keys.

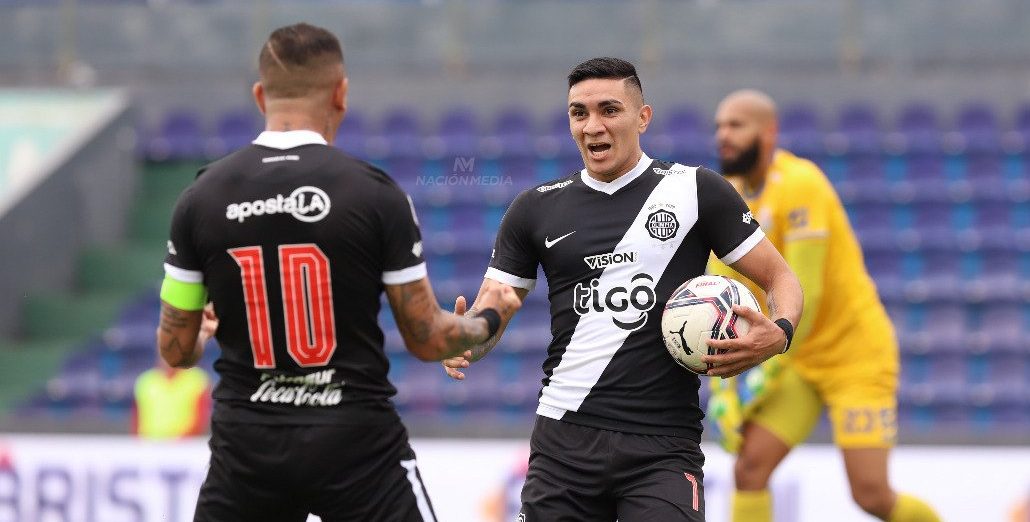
[
  {"left": 194, "top": 420, "right": 437, "bottom": 522},
  {"left": 520, "top": 416, "right": 705, "bottom": 522}
]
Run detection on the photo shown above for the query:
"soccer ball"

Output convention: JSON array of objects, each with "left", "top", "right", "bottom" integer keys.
[{"left": 661, "top": 275, "right": 762, "bottom": 375}]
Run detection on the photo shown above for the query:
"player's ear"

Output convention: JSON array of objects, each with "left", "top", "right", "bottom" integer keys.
[
  {"left": 333, "top": 77, "right": 348, "bottom": 113},
  {"left": 638, "top": 104, "right": 653, "bottom": 134},
  {"left": 252, "top": 82, "right": 267, "bottom": 116}
]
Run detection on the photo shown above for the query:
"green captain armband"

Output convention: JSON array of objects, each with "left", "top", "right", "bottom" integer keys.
[{"left": 160, "top": 275, "right": 208, "bottom": 311}]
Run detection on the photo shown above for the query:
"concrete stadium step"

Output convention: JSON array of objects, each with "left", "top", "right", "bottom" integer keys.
[
  {"left": 77, "top": 244, "right": 164, "bottom": 294},
  {"left": 22, "top": 292, "right": 127, "bottom": 341}
]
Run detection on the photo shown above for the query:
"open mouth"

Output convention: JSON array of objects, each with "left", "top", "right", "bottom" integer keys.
[{"left": 587, "top": 143, "right": 611, "bottom": 158}]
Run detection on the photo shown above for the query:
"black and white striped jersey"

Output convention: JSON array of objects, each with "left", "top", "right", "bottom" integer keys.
[{"left": 487, "top": 153, "right": 763, "bottom": 440}]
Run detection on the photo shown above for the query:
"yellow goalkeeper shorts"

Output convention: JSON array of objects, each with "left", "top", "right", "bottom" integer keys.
[{"left": 749, "top": 363, "right": 899, "bottom": 449}]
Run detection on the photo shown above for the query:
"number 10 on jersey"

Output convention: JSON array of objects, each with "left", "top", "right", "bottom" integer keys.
[{"left": 228, "top": 244, "right": 337, "bottom": 368}]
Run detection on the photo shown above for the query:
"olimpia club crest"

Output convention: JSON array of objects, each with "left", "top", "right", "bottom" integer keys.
[{"left": 646, "top": 209, "right": 679, "bottom": 241}]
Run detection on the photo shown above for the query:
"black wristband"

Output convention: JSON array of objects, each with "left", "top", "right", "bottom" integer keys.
[
  {"left": 774, "top": 318, "right": 794, "bottom": 353},
  {"left": 475, "top": 308, "right": 501, "bottom": 339}
]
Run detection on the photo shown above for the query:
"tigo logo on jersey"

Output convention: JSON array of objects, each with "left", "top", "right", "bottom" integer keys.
[
  {"left": 646, "top": 210, "right": 679, "bottom": 241},
  {"left": 573, "top": 273, "right": 656, "bottom": 331},
  {"left": 225, "top": 186, "right": 331, "bottom": 223}
]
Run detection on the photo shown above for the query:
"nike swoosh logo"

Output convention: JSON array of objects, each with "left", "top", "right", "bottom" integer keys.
[{"left": 544, "top": 231, "right": 575, "bottom": 248}]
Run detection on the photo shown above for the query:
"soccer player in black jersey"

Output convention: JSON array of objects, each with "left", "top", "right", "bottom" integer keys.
[
  {"left": 156, "top": 23, "right": 520, "bottom": 522},
  {"left": 442, "top": 58, "right": 804, "bottom": 521}
]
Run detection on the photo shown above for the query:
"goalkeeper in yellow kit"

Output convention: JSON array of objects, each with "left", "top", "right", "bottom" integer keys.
[{"left": 708, "top": 90, "right": 940, "bottom": 522}]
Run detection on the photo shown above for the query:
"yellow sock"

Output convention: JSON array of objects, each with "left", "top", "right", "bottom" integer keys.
[
  {"left": 888, "top": 493, "right": 941, "bottom": 522},
  {"left": 732, "top": 489, "right": 772, "bottom": 522}
]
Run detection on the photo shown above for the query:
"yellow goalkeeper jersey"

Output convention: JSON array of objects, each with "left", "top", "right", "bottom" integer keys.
[{"left": 709, "top": 149, "right": 898, "bottom": 381}]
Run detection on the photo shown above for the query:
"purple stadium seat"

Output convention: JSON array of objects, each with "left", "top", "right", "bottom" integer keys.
[
  {"left": 951, "top": 102, "right": 1002, "bottom": 156},
  {"left": 890, "top": 102, "right": 943, "bottom": 155},
  {"left": 208, "top": 109, "right": 261, "bottom": 158},
  {"left": 827, "top": 102, "right": 882, "bottom": 156},
  {"left": 539, "top": 111, "right": 581, "bottom": 159},
  {"left": 335, "top": 109, "right": 369, "bottom": 157},
  {"left": 902, "top": 153, "right": 945, "bottom": 181},
  {"left": 666, "top": 105, "right": 713, "bottom": 163},
  {"left": 490, "top": 107, "right": 537, "bottom": 159},
  {"left": 779, "top": 103, "right": 825, "bottom": 158},
  {"left": 379, "top": 108, "right": 424, "bottom": 159},
  {"left": 434, "top": 106, "right": 480, "bottom": 157},
  {"left": 147, "top": 108, "right": 205, "bottom": 160}
]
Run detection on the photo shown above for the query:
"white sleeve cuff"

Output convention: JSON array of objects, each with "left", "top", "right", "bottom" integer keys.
[
  {"left": 164, "top": 263, "right": 204, "bottom": 284},
  {"left": 719, "top": 228, "right": 766, "bottom": 265},
  {"left": 485, "top": 267, "right": 537, "bottom": 292},
  {"left": 383, "top": 263, "right": 428, "bottom": 285}
]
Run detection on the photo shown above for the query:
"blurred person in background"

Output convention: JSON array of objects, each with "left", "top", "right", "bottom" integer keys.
[
  {"left": 443, "top": 58, "right": 803, "bottom": 521},
  {"left": 156, "top": 22, "right": 520, "bottom": 522},
  {"left": 132, "top": 303, "right": 215, "bottom": 438},
  {"left": 707, "top": 89, "right": 940, "bottom": 522}
]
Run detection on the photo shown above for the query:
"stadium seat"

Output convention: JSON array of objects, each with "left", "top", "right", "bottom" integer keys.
[
  {"left": 540, "top": 111, "right": 581, "bottom": 159},
  {"left": 488, "top": 107, "right": 537, "bottom": 159},
  {"left": 778, "top": 103, "right": 825, "bottom": 159},
  {"left": 335, "top": 109, "right": 370, "bottom": 157},
  {"left": 665, "top": 104, "right": 714, "bottom": 165},
  {"left": 431, "top": 105, "right": 480, "bottom": 158},
  {"left": 951, "top": 102, "right": 1002, "bottom": 156},
  {"left": 147, "top": 108, "right": 206, "bottom": 160},
  {"left": 827, "top": 102, "right": 882, "bottom": 156},
  {"left": 379, "top": 108, "right": 424, "bottom": 160},
  {"left": 208, "top": 109, "right": 261, "bottom": 158},
  {"left": 889, "top": 102, "right": 943, "bottom": 156}
]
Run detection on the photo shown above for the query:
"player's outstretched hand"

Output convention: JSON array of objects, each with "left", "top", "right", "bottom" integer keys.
[
  {"left": 442, "top": 296, "right": 473, "bottom": 380},
  {"left": 703, "top": 305, "right": 786, "bottom": 378}
]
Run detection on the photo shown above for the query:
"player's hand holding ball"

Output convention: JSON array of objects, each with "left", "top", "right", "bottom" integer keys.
[{"left": 703, "top": 306, "right": 785, "bottom": 378}]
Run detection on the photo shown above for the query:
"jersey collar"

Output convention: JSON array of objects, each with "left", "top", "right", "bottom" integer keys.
[
  {"left": 252, "top": 130, "right": 328, "bottom": 150},
  {"left": 579, "top": 152, "right": 652, "bottom": 195}
]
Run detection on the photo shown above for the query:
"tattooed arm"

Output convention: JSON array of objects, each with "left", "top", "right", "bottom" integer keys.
[
  {"left": 441, "top": 278, "right": 530, "bottom": 380},
  {"left": 156, "top": 302, "right": 218, "bottom": 368},
  {"left": 386, "top": 277, "right": 522, "bottom": 362}
]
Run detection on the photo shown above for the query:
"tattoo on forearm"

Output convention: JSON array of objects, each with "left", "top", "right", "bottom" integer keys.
[
  {"left": 394, "top": 282, "right": 434, "bottom": 344},
  {"left": 159, "top": 303, "right": 199, "bottom": 365}
]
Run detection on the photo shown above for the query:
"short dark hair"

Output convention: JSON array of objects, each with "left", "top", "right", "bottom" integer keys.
[
  {"left": 567, "top": 57, "right": 643, "bottom": 96},
  {"left": 258, "top": 23, "right": 344, "bottom": 98}
]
